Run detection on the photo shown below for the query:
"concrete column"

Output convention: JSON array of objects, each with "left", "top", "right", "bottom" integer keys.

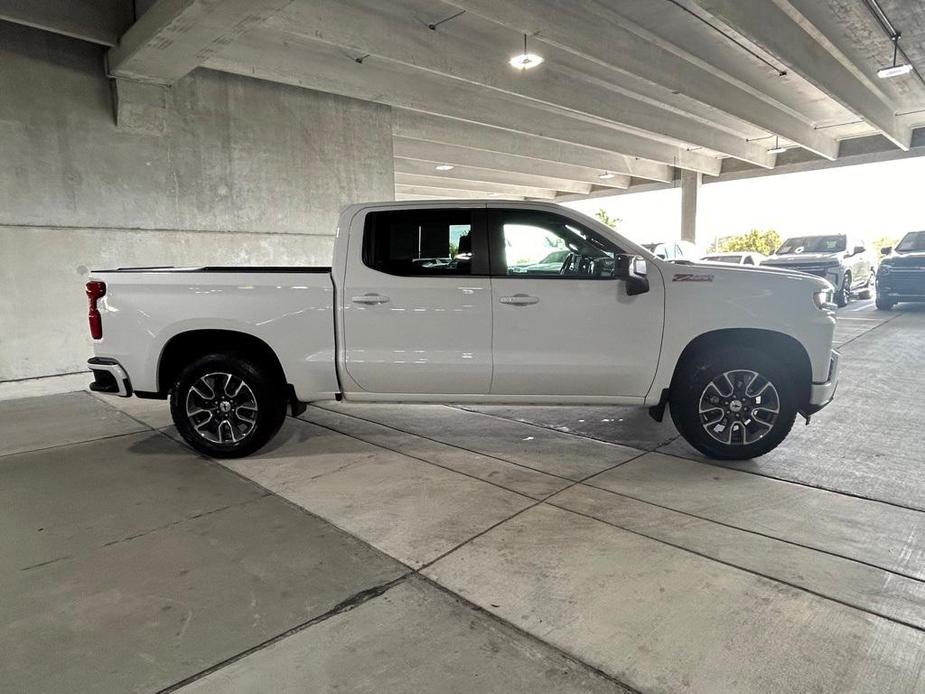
[{"left": 680, "top": 169, "right": 702, "bottom": 245}]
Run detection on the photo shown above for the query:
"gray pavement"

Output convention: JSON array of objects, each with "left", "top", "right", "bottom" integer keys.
[{"left": 3, "top": 297, "right": 924, "bottom": 692}]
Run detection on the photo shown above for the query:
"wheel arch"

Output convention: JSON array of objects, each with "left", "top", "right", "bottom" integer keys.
[
  {"left": 670, "top": 328, "right": 813, "bottom": 412},
  {"left": 156, "top": 329, "right": 288, "bottom": 396}
]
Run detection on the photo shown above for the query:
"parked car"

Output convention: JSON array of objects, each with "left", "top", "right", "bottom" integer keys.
[
  {"left": 876, "top": 231, "right": 925, "bottom": 310},
  {"left": 86, "top": 201, "right": 839, "bottom": 461},
  {"left": 642, "top": 240, "right": 699, "bottom": 261},
  {"left": 762, "top": 234, "right": 875, "bottom": 307},
  {"left": 700, "top": 252, "right": 766, "bottom": 266},
  {"left": 509, "top": 249, "right": 571, "bottom": 274}
]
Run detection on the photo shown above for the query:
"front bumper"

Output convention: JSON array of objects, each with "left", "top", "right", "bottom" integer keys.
[
  {"left": 877, "top": 268, "right": 925, "bottom": 299},
  {"left": 805, "top": 350, "right": 839, "bottom": 414},
  {"left": 88, "top": 357, "right": 132, "bottom": 397}
]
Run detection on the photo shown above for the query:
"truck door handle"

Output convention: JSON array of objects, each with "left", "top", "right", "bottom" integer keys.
[
  {"left": 351, "top": 293, "right": 390, "bottom": 305},
  {"left": 499, "top": 294, "right": 539, "bottom": 306}
]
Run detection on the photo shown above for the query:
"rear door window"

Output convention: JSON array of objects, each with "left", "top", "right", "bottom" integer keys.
[{"left": 363, "top": 209, "right": 487, "bottom": 276}]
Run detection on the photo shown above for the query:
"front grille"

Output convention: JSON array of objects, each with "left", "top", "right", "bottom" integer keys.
[{"left": 882, "top": 269, "right": 925, "bottom": 295}]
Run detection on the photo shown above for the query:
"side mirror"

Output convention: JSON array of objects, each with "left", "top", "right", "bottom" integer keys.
[
  {"left": 881, "top": 246, "right": 892, "bottom": 255},
  {"left": 853, "top": 245, "right": 866, "bottom": 255},
  {"left": 615, "top": 254, "right": 650, "bottom": 296}
]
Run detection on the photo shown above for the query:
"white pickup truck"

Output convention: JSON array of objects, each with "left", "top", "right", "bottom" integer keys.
[{"left": 86, "top": 201, "right": 839, "bottom": 460}]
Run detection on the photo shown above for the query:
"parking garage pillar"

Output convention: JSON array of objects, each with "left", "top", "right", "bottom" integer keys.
[{"left": 680, "top": 169, "right": 701, "bottom": 245}]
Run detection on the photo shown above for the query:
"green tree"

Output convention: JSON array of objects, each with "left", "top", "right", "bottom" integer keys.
[
  {"left": 870, "top": 234, "right": 899, "bottom": 256},
  {"left": 595, "top": 208, "right": 621, "bottom": 229},
  {"left": 712, "top": 229, "right": 781, "bottom": 256}
]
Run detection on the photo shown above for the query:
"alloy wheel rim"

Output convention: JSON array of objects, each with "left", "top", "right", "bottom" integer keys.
[
  {"left": 185, "top": 372, "right": 258, "bottom": 444},
  {"left": 698, "top": 369, "right": 780, "bottom": 446}
]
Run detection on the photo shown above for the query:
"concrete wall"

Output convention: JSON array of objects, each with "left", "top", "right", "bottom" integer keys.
[{"left": 0, "top": 22, "right": 394, "bottom": 382}]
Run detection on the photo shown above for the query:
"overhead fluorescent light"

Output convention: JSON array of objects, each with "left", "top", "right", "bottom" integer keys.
[
  {"left": 598, "top": 172, "right": 616, "bottom": 180},
  {"left": 878, "top": 34, "right": 913, "bottom": 79},
  {"left": 510, "top": 33, "right": 543, "bottom": 70},
  {"left": 434, "top": 164, "right": 454, "bottom": 171},
  {"left": 878, "top": 63, "right": 913, "bottom": 78},
  {"left": 487, "top": 192, "right": 502, "bottom": 197},
  {"left": 509, "top": 53, "right": 544, "bottom": 70}
]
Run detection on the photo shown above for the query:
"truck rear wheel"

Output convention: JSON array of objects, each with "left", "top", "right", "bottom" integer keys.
[
  {"left": 670, "top": 346, "right": 797, "bottom": 460},
  {"left": 170, "top": 353, "right": 287, "bottom": 458}
]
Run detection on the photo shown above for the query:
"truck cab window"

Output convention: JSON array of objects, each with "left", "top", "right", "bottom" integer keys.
[
  {"left": 363, "top": 209, "right": 481, "bottom": 276},
  {"left": 497, "top": 211, "right": 618, "bottom": 279}
]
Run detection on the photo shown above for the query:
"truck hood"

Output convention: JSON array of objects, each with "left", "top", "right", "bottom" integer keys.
[
  {"left": 675, "top": 260, "right": 832, "bottom": 289},
  {"left": 882, "top": 251, "right": 925, "bottom": 268}
]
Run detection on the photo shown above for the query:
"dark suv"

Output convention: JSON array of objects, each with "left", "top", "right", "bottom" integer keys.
[
  {"left": 762, "top": 234, "right": 875, "bottom": 307},
  {"left": 876, "top": 231, "right": 925, "bottom": 310}
]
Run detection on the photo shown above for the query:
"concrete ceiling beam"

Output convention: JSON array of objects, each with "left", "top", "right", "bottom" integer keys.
[
  {"left": 269, "top": 0, "right": 773, "bottom": 167},
  {"left": 395, "top": 173, "right": 558, "bottom": 199},
  {"left": 107, "top": 0, "right": 294, "bottom": 84},
  {"left": 442, "top": 0, "right": 840, "bottom": 160},
  {"left": 207, "top": 32, "right": 719, "bottom": 174},
  {"left": 0, "top": 0, "right": 132, "bottom": 46},
  {"left": 393, "top": 111, "right": 672, "bottom": 183},
  {"left": 393, "top": 158, "right": 592, "bottom": 195},
  {"left": 695, "top": 0, "right": 912, "bottom": 150},
  {"left": 395, "top": 186, "right": 524, "bottom": 201},
  {"left": 393, "top": 137, "right": 630, "bottom": 189}
]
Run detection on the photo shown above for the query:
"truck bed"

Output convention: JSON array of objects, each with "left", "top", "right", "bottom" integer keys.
[{"left": 88, "top": 267, "right": 339, "bottom": 401}]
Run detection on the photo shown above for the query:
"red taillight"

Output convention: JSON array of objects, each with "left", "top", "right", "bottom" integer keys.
[{"left": 86, "top": 280, "right": 106, "bottom": 339}]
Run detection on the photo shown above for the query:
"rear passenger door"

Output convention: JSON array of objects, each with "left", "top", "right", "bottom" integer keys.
[{"left": 340, "top": 207, "right": 493, "bottom": 395}]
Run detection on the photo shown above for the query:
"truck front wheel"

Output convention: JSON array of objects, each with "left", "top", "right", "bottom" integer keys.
[
  {"left": 670, "top": 347, "right": 797, "bottom": 460},
  {"left": 170, "top": 353, "right": 287, "bottom": 458},
  {"left": 835, "top": 271, "right": 850, "bottom": 307}
]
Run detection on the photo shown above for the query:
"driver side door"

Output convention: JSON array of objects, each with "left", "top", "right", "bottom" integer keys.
[{"left": 488, "top": 207, "right": 664, "bottom": 399}]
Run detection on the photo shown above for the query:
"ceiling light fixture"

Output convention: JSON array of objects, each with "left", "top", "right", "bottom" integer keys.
[
  {"left": 877, "top": 33, "right": 913, "bottom": 79},
  {"left": 768, "top": 135, "right": 787, "bottom": 155},
  {"left": 598, "top": 172, "right": 616, "bottom": 180},
  {"left": 509, "top": 33, "right": 544, "bottom": 70},
  {"left": 434, "top": 164, "right": 454, "bottom": 171},
  {"left": 487, "top": 192, "right": 503, "bottom": 197}
]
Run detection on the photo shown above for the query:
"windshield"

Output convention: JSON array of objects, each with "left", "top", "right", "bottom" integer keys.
[
  {"left": 776, "top": 235, "right": 846, "bottom": 255},
  {"left": 896, "top": 231, "right": 925, "bottom": 252}
]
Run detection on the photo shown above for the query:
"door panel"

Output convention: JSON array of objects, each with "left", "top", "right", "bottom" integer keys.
[
  {"left": 489, "top": 209, "right": 664, "bottom": 398},
  {"left": 341, "top": 207, "right": 492, "bottom": 394},
  {"left": 491, "top": 277, "right": 663, "bottom": 396}
]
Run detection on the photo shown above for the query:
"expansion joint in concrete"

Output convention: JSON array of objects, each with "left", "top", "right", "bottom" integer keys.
[{"left": 156, "top": 574, "right": 412, "bottom": 694}]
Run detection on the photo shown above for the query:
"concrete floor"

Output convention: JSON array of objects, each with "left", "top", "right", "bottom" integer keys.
[{"left": 2, "top": 299, "right": 924, "bottom": 693}]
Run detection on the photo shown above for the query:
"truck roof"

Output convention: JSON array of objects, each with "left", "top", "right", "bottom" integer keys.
[{"left": 339, "top": 199, "right": 573, "bottom": 214}]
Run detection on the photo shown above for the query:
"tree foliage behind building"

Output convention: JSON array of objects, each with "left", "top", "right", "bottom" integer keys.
[{"left": 711, "top": 229, "right": 781, "bottom": 256}]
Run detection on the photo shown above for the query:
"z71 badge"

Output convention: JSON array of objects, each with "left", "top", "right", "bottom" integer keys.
[{"left": 672, "top": 273, "right": 714, "bottom": 282}]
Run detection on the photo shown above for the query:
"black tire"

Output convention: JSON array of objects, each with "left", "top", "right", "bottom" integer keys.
[
  {"left": 835, "top": 271, "right": 850, "bottom": 307},
  {"left": 875, "top": 295, "right": 894, "bottom": 311},
  {"left": 170, "top": 352, "right": 287, "bottom": 458},
  {"left": 669, "top": 346, "right": 797, "bottom": 460},
  {"left": 857, "top": 272, "right": 874, "bottom": 300}
]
